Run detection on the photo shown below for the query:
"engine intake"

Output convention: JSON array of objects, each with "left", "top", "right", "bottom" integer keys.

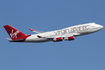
[
  {"left": 53, "top": 37, "right": 63, "bottom": 42},
  {"left": 64, "top": 36, "right": 74, "bottom": 40}
]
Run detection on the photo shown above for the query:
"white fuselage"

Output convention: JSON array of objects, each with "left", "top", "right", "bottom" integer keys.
[{"left": 24, "top": 23, "right": 103, "bottom": 43}]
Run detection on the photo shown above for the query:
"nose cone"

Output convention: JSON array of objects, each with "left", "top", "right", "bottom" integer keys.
[
  {"left": 101, "top": 25, "right": 103, "bottom": 28},
  {"left": 95, "top": 24, "right": 103, "bottom": 30},
  {"left": 99, "top": 25, "right": 103, "bottom": 29}
]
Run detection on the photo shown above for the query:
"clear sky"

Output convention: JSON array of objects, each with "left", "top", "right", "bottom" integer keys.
[{"left": 0, "top": 0, "right": 105, "bottom": 70}]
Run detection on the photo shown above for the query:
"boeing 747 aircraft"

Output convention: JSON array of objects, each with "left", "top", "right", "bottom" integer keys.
[{"left": 3, "top": 23, "right": 103, "bottom": 43}]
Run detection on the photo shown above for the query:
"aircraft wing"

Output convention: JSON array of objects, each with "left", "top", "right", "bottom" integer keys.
[
  {"left": 37, "top": 33, "right": 80, "bottom": 42},
  {"left": 37, "top": 33, "right": 80, "bottom": 39},
  {"left": 30, "top": 29, "right": 45, "bottom": 33},
  {"left": 47, "top": 33, "right": 80, "bottom": 38}
]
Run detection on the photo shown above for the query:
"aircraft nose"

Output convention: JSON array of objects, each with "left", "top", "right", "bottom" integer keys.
[
  {"left": 99, "top": 25, "right": 103, "bottom": 29},
  {"left": 95, "top": 24, "right": 103, "bottom": 30}
]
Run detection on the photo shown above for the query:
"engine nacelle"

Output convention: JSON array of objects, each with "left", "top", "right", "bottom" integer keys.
[
  {"left": 53, "top": 37, "right": 63, "bottom": 42},
  {"left": 64, "top": 36, "right": 74, "bottom": 41}
]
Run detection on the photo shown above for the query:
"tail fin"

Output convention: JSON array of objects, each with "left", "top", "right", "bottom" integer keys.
[{"left": 3, "top": 25, "right": 27, "bottom": 38}]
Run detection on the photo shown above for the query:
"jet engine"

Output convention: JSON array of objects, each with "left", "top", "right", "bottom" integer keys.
[
  {"left": 53, "top": 37, "right": 63, "bottom": 42},
  {"left": 64, "top": 36, "right": 74, "bottom": 41}
]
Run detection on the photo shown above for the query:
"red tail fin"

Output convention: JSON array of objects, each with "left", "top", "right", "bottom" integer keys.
[{"left": 3, "top": 25, "right": 27, "bottom": 38}]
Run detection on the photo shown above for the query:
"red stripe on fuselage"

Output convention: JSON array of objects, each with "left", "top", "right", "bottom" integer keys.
[{"left": 11, "top": 35, "right": 31, "bottom": 42}]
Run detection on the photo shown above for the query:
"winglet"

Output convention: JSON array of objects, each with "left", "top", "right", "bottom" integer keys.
[
  {"left": 30, "top": 29, "right": 35, "bottom": 31},
  {"left": 29, "top": 28, "right": 45, "bottom": 33}
]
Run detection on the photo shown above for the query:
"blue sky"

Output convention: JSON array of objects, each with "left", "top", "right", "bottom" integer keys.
[{"left": 0, "top": 0, "right": 105, "bottom": 70}]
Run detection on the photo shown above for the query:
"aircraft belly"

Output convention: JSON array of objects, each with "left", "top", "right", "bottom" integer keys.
[{"left": 25, "top": 38, "right": 49, "bottom": 43}]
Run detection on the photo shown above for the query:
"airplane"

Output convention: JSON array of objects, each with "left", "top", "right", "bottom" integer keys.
[{"left": 3, "top": 23, "right": 103, "bottom": 43}]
